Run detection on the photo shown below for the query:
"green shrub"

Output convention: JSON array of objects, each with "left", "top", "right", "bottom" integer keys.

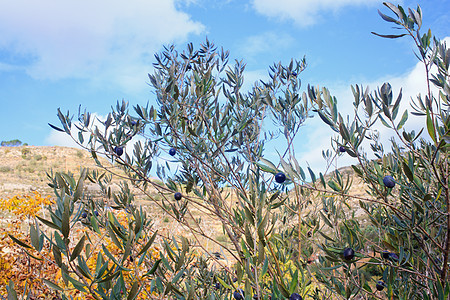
[
  {"left": 0, "top": 166, "right": 11, "bottom": 173},
  {"left": 76, "top": 150, "right": 83, "bottom": 158},
  {"left": 33, "top": 154, "right": 45, "bottom": 161}
]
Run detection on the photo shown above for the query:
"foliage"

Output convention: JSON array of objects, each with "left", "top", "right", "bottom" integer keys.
[
  {"left": 38, "top": 35, "right": 314, "bottom": 299},
  {"left": 1, "top": 139, "right": 22, "bottom": 147},
  {"left": 306, "top": 2, "right": 450, "bottom": 299},
  {"left": 5, "top": 2, "right": 450, "bottom": 299}
]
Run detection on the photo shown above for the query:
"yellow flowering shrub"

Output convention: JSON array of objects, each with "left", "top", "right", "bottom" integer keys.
[
  {"left": 0, "top": 193, "right": 58, "bottom": 297},
  {"left": 0, "top": 193, "right": 162, "bottom": 299},
  {"left": 0, "top": 191, "right": 54, "bottom": 219}
]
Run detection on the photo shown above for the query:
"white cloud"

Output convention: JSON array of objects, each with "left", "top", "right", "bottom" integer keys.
[
  {"left": 251, "top": 0, "right": 380, "bottom": 27},
  {"left": 0, "top": 0, "right": 204, "bottom": 92},
  {"left": 0, "top": 62, "right": 24, "bottom": 72},
  {"left": 296, "top": 37, "right": 450, "bottom": 174},
  {"left": 45, "top": 113, "right": 108, "bottom": 148},
  {"left": 45, "top": 130, "right": 81, "bottom": 148},
  {"left": 239, "top": 31, "right": 295, "bottom": 57},
  {"left": 242, "top": 68, "right": 267, "bottom": 92}
]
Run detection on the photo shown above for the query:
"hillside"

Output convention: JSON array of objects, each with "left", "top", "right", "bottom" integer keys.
[
  {"left": 0, "top": 146, "right": 108, "bottom": 198},
  {"left": 0, "top": 145, "right": 371, "bottom": 251},
  {"left": 0, "top": 145, "right": 369, "bottom": 197},
  {"left": 0, "top": 146, "right": 232, "bottom": 248}
]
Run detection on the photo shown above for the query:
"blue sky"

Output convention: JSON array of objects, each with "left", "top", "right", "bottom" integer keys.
[{"left": 0, "top": 0, "right": 449, "bottom": 170}]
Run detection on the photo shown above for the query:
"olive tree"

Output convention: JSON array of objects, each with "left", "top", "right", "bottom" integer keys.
[
  {"left": 306, "top": 2, "right": 450, "bottom": 299},
  {"left": 7, "top": 2, "right": 450, "bottom": 300},
  {"left": 10, "top": 36, "right": 317, "bottom": 299}
]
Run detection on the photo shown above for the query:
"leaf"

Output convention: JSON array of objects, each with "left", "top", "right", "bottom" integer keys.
[
  {"left": 98, "top": 270, "right": 120, "bottom": 283},
  {"left": 442, "top": 135, "right": 450, "bottom": 144},
  {"left": 244, "top": 224, "right": 254, "bottom": 249},
  {"left": 76, "top": 256, "right": 92, "bottom": 280},
  {"left": 327, "top": 180, "right": 341, "bottom": 192},
  {"left": 351, "top": 165, "right": 363, "bottom": 177},
  {"left": 61, "top": 209, "right": 70, "bottom": 240},
  {"left": 96, "top": 261, "right": 110, "bottom": 280},
  {"left": 276, "top": 280, "right": 290, "bottom": 298},
  {"left": 70, "top": 235, "right": 86, "bottom": 262},
  {"left": 317, "top": 230, "right": 335, "bottom": 242},
  {"left": 377, "top": 10, "right": 399, "bottom": 23},
  {"left": 426, "top": 108, "right": 437, "bottom": 143},
  {"left": 7, "top": 280, "right": 18, "bottom": 300},
  {"left": 307, "top": 167, "right": 316, "bottom": 183},
  {"left": 379, "top": 115, "right": 392, "bottom": 128},
  {"left": 145, "top": 259, "right": 161, "bottom": 276},
  {"left": 409, "top": 7, "right": 422, "bottom": 28},
  {"left": 318, "top": 111, "right": 337, "bottom": 129},
  {"left": 54, "top": 232, "right": 66, "bottom": 250},
  {"left": 402, "top": 161, "right": 414, "bottom": 182},
  {"left": 8, "top": 234, "right": 32, "bottom": 249},
  {"left": 127, "top": 282, "right": 140, "bottom": 300},
  {"left": 91, "top": 215, "right": 100, "bottom": 234},
  {"left": 107, "top": 225, "right": 123, "bottom": 251},
  {"left": 48, "top": 123, "right": 65, "bottom": 132},
  {"left": 436, "top": 278, "right": 444, "bottom": 300},
  {"left": 279, "top": 155, "right": 295, "bottom": 179},
  {"left": 397, "top": 110, "right": 408, "bottom": 130},
  {"left": 172, "top": 269, "right": 185, "bottom": 284},
  {"left": 257, "top": 240, "right": 265, "bottom": 264},
  {"left": 53, "top": 246, "right": 62, "bottom": 267},
  {"left": 289, "top": 269, "right": 299, "bottom": 294},
  {"left": 138, "top": 231, "right": 158, "bottom": 256},
  {"left": 73, "top": 168, "right": 87, "bottom": 202},
  {"left": 36, "top": 216, "right": 61, "bottom": 231},
  {"left": 382, "top": 103, "right": 391, "bottom": 119},
  {"left": 256, "top": 163, "right": 277, "bottom": 174},
  {"left": 216, "top": 277, "right": 232, "bottom": 290},
  {"left": 259, "top": 158, "right": 278, "bottom": 173},
  {"left": 30, "top": 223, "right": 39, "bottom": 251},
  {"left": 24, "top": 249, "right": 42, "bottom": 260},
  {"left": 319, "top": 211, "right": 334, "bottom": 228},
  {"left": 371, "top": 32, "right": 407, "bottom": 39},
  {"left": 101, "top": 245, "right": 131, "bottom": 272},
  {"left": 122, "top": 231, "right": 134, "bottom": 264},
  {"left": 66, "top": 276, "right": 88, "bottom": 293},
  {"left": 78, "top": 131, "right": 84, "bottom": 144},
  {"left": 339, "top": 122, "right": 350, "bottom": 142},
  {"left": 42, "top": 279, "right": 63, "bottom": 291},
  {"left": 261, "top": 256, "right": 269, "bottom": 277},
  {"left": 257, "top": 212, "right": 269, "bottom": 242},
  {"left": 320, "top": 172, "right": 326, "bottom": 189},
  {"left": 244, "top": 207, "right": 255, "bottom": 226}
]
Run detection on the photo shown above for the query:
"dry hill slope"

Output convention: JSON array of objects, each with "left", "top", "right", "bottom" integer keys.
[
  {"left": 0, "top": 145, "right": 372, "bottom": 251},
  {"left": 0, "top": 146, "right": 110, "bottom": 198}
]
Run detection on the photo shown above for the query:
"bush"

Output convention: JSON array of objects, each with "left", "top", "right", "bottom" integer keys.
[
  {"left": 1, "top": 139, "right": 22, "bottom": 147},
  {"left": 0, "top": 166, "right": 11, "bottom": 173},
  {"left": 6, "top": 2, "right": 450, "bottom": 299}
]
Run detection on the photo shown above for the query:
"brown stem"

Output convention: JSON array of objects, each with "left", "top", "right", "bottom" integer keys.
[{"left": 440, "top": 174, "right": 450, "bottom": 284}]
